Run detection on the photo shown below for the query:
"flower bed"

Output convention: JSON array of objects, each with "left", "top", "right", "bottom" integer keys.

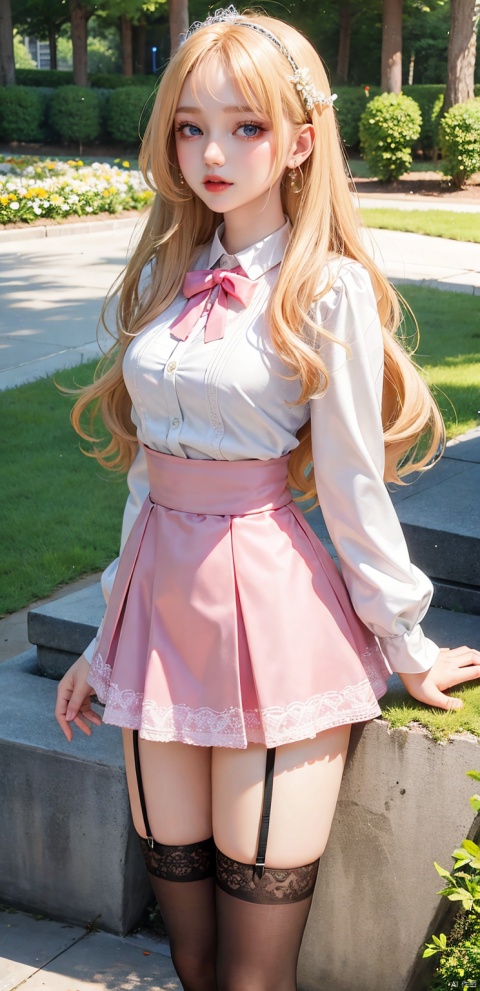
[{"left": 0, "top": 156, "right": 153, "bottom": 225}]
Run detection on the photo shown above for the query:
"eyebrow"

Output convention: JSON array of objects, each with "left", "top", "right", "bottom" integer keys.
[{"left": 175, "top": 105, "right": 256, "bottom": 114}]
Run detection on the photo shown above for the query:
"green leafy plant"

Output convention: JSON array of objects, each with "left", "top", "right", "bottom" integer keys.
[
  {"left": 49, "top": 86, "right": 101, "bottom": 152},
  {"left": 359, "top": 92, "right": 422, "bottom": 181},
  {"left": 334, "top": 86, "right": 381, "bottom": 148},
  {"left": 423, "top": 771, "right": 480, "bottom": 989},
  {"left": 439, "top": 99, "right": 480, "bottom": 188},
  {"left": 106, "top": 87, "right": 155, "bottom": 146},
  {"left": 0, "top": 86, "right": 46, "bottom": 142}
]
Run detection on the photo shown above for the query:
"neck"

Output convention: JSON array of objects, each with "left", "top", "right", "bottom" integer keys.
[{"left": 221, "top": 186, "right": 285, "bottom": 255}]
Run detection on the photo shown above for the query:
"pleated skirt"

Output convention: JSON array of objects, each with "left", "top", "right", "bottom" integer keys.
[{"left": 87, "top": 445, "right": 391, "bottom": 748}]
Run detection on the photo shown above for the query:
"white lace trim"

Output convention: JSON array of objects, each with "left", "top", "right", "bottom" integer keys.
[{"left": 88, "top": 653, "right": 386, "bottom": 748}]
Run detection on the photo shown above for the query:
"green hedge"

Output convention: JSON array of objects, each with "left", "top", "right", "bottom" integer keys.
[
  {"left": 359, "top": 92, "right": 422, "bottom": 180},
  {"left": 15, "top": 68, "right": 157, "bottom": 89},
  {"left": 0, "top": 86, "right": 47, "bottom": 142},
  {"left": 440, "top": 98, "right": 480, "bottom": 187},
  {"left": 106, "top": 86, "right": 154, "bottom": 144},
  {"left": 49, "top": 86, "right": 101, "bottom": 144},
  {"left": 336, "top": 83, "right": 480, "bottom": 155}
]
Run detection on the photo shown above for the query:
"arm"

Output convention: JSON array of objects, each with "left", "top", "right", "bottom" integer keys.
[
  {"left": 83, "top": 440, "right": 150, "bottom": 663},
  {"left": 309, "top": 261, "right": 479, "bottom": 705},
  {"left": 55, "top": 433, "right": 150, "bottom": 740}
]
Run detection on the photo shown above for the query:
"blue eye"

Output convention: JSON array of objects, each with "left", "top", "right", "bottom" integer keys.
[
  {"left": 176, "top": 123, "right": 203, "bottom": 138},
  {"left": 237, "top": 123, "right": 263, "bottom": 138}
]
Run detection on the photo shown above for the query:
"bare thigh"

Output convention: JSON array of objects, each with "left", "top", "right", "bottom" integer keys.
[
  {"left": 122, "top": 729, "right": 213, "bottom": 844},
  {"left": 212, "top": 724, "right": 351, "bottom": 867}
]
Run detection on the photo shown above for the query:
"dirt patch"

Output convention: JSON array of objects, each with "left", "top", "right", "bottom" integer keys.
[{"left": 352, "top": 171, "right": 480, "bottom": 203}]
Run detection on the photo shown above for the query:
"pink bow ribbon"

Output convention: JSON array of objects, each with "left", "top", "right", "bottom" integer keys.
[{"left": 170, "top": 266, "right": 257, "bottom": 344}]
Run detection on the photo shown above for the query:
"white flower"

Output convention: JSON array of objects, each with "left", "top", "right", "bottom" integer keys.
[
  {"left": 61, "top": 203, "right": 70, "bottom": 211},
  {"left": 9, "top": 201, "right": 19, "bottom": 210}
]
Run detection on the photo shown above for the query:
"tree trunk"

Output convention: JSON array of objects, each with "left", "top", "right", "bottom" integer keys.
[
  {"left": 69, "top": 0, "right": 88, "bottom": 87},
  {"left": 48, "top": 22, "right": 57, "bottom": 71},
  {"left": 121, "top": 14, "right": 133, "bottom": 77},
  {"left": 336, "top": 0, "right": 352, "bottom": 84},
  {"left": 381, "top": 0, "right": 403, "bottom": 93},
  {"left": 0, "top": 0, "right": 15, "bottom": 86},
  {"left": 444, "top": 0, "right": 479, "bottom": 112},
  {"left": 132, "top": 19, "right": 146, "bottom": 74},
  {"left": 169, "top": 0, "right": 189, "bottom": 56}
]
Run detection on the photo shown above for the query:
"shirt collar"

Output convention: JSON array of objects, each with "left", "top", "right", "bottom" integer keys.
[{"left": 208, "top": 218, "right": 291, "bottom": 280}]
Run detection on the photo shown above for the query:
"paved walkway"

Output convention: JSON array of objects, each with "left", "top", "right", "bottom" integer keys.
[
  {"left": 0, "top": 907, "right": 179, "bottom": 991},
  {"left": 1, "top": 216, "right": 479, "bottom": 391}
]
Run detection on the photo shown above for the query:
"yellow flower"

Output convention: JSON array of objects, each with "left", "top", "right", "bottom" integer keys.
[
  {"left": 27, "top": 187, "right": 48, "bottom": 198},
  {"left": 47, "top": 162, "right": 56, "bottom": 170},
  {"left": 66, "top": 160, "right": 76, "bottom": 166},
  {"left": 122, "top": 161, "right": 130, "bottom": 168},
  {"left": 0, "top": 195, "right": 9, "bottom": 205},
  {"left": 8, "top": 192, "right": 17, "bottom": 200},
  {"left": 103, "top": 189, "right": 111, "bottom": 197},
  {"left": 50, "top": 194, "right": 63, "bottom": 204}
]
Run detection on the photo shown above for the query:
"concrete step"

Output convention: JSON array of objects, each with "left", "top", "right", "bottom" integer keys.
[{"left": 28, "top": 578, "right": 480, "bottom": 682}]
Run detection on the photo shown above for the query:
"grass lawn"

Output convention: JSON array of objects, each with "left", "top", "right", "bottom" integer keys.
[
  {"left": 398, "top": 285, "right": 480, "bottom": 439},
  {"left": 378, "top": 680, "right": 480, "bottom": 741},
  {"left": 1, "top": 361, "right": 128, "bottom": 615},
  {"left": 362, "top": 207, "right": 480, "bottom": 243}
]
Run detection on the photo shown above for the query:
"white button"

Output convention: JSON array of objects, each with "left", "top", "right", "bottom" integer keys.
[
  {"left": 172, "top": 417, "right": 180, "bottom": 427},
  {"left": 167, "top": 361, "right": 177, "bottom": 373}
]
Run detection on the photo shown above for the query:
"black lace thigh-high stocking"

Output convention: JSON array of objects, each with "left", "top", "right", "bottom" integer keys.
[
  {"left": 139, "top": 836, "right": 218, "bottom": 991},
  {"left": 215, "top": 849, "right": 320, "bottom": 991}
]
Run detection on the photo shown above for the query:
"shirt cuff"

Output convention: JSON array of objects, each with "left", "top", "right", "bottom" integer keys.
[{"left": 378, "top": 625, "right": 440, "bottom": 674}]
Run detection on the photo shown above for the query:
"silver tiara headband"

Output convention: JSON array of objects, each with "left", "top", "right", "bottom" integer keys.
[{"left": 180, "top": 5, "right": 337, "bottom": 117}]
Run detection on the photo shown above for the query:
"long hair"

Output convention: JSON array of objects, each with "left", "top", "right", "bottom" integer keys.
[{"left": 71, "top": 11, "right": 444, "bottom": 500}]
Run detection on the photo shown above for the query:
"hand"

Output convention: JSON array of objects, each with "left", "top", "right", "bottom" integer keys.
[
  {"left": 55, "top": 654, "right": 103, "bottom": 742},
  {"left": 398, "top": 646, "right": 480, "bottom": 712}
]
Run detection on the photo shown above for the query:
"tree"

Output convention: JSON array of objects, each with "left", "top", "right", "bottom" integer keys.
[
  {"left": 336, "top": 0, "right": 352, "bottom": 83},
  {"left": 0, "top": 0, "right": 15, "bottom": 85},
  {"left": 169, "top": 0, "right": 188, "bottom": 54},
  {"left": 69, "top": 0, "right": 91, "bottom": 85},
  {"left": 444, "top": 0, "right": 480, "bottom": 111},
  {"left": 381, "top": 0, "right": 403, "bottom": 92},
  {"left": 12, "top": 0, "right": 69, "bottom": 71}
]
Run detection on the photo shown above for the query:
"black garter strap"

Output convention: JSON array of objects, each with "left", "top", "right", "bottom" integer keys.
[
  {"left": 133, "top": 730, "right": 215, "bottom": 880},
  {"left": 132, "top": 731, "right": 276, "bottom": 881}
]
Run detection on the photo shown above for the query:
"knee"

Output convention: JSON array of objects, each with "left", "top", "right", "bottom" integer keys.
[{"left": 169, "top": 944, "right": 216, "bottom": 991}]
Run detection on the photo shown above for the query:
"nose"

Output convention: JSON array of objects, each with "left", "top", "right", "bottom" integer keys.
[{"left": 203, "top": 141, "right": 225, "bottom": 167}]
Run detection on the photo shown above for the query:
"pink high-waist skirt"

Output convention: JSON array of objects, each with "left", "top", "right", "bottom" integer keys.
[{"left": 87, "top": 446, "right": 390, "bottom": 748}]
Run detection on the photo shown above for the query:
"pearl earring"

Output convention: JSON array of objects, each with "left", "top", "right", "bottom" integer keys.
[
  {"left": 288, "top": 165, "right": 303, "bottom": 194},
  {"left": 178, "top": 171, "right": 186, "bottom": 186}
]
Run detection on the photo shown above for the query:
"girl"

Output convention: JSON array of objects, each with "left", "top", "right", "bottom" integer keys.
[{"left": 55, "top": 9, "right": 480, "bottom": 990}]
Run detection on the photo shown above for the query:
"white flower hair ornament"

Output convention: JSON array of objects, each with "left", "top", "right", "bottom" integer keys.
[{"left": 180, "top": 6, "right": 337, "bottom": 119}]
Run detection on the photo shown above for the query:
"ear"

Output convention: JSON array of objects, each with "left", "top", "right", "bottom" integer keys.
[{"left": 286, "top": 123, "right": 315, "bottom": 169}]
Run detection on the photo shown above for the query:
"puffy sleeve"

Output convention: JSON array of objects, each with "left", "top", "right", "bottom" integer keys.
[
  {"left": 82, "top": 425, "right": 150, "bottom": 664},
  {"left": 309, "top": 260, "right": 439, "bottom": 675}
]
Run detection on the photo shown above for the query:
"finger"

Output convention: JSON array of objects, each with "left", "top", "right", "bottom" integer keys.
[
  {"left": 72, "top": 714, "right": 93, "bottom": 736},
  {"left": 423, "top": 687, "right": 464, "bottom": 712},
  {"left": 82, "top": 707, "right": 103, "bottom": 727},
  {"left": 66, "top": 687, "right": 93, "bottom": 722},
  {"left": 55, "top": 684, "right": 74, "bottom": 741}
]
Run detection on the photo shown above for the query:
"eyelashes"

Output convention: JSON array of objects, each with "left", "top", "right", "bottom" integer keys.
[{"left": 175, "top": 121, "right": 268, "bottom": 140}]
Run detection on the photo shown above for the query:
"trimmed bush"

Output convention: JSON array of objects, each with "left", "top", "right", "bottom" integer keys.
[
  {"left": 49, "top": 86, "right": 101, "bottom": 147},
  {"left": 15, "top": 68, "right": 75, "bottom": 88},
  {"left": 359, "top": 92, "right": 422, "bottom": 181},
  {"left": 0, "top": 86, "right": 46, "bottom": 142},
  {"left": 439, "top": 98, "right": 480, "bottom": 187},
  {"left": 90, "top": 72, "right": 157, "bottom": 89},
  {"left": 334, "top": 86, "right": 381, "bottom": 148},
  {"left": 404, "top": 84, "right": 444, "bottom": 156},
  {"left": 106, "top": 86, "right": 155, "bottom": 145}
]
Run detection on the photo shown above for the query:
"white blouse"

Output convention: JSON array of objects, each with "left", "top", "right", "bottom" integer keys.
[{"left": 83, "top": 219, "right": 439, "bottom": 676}]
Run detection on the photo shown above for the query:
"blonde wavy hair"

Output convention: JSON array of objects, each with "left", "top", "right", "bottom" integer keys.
[{"left": 71, "top": 10, "right": 444, "bottom": 503}]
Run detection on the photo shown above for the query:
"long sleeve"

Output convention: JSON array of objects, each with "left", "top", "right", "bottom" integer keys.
[
  {"left": 82, "top": 440, "right": 150, "bottom": 663},
  {"left": 309, "top": 260, "right": 439, "bottom": 675}
]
